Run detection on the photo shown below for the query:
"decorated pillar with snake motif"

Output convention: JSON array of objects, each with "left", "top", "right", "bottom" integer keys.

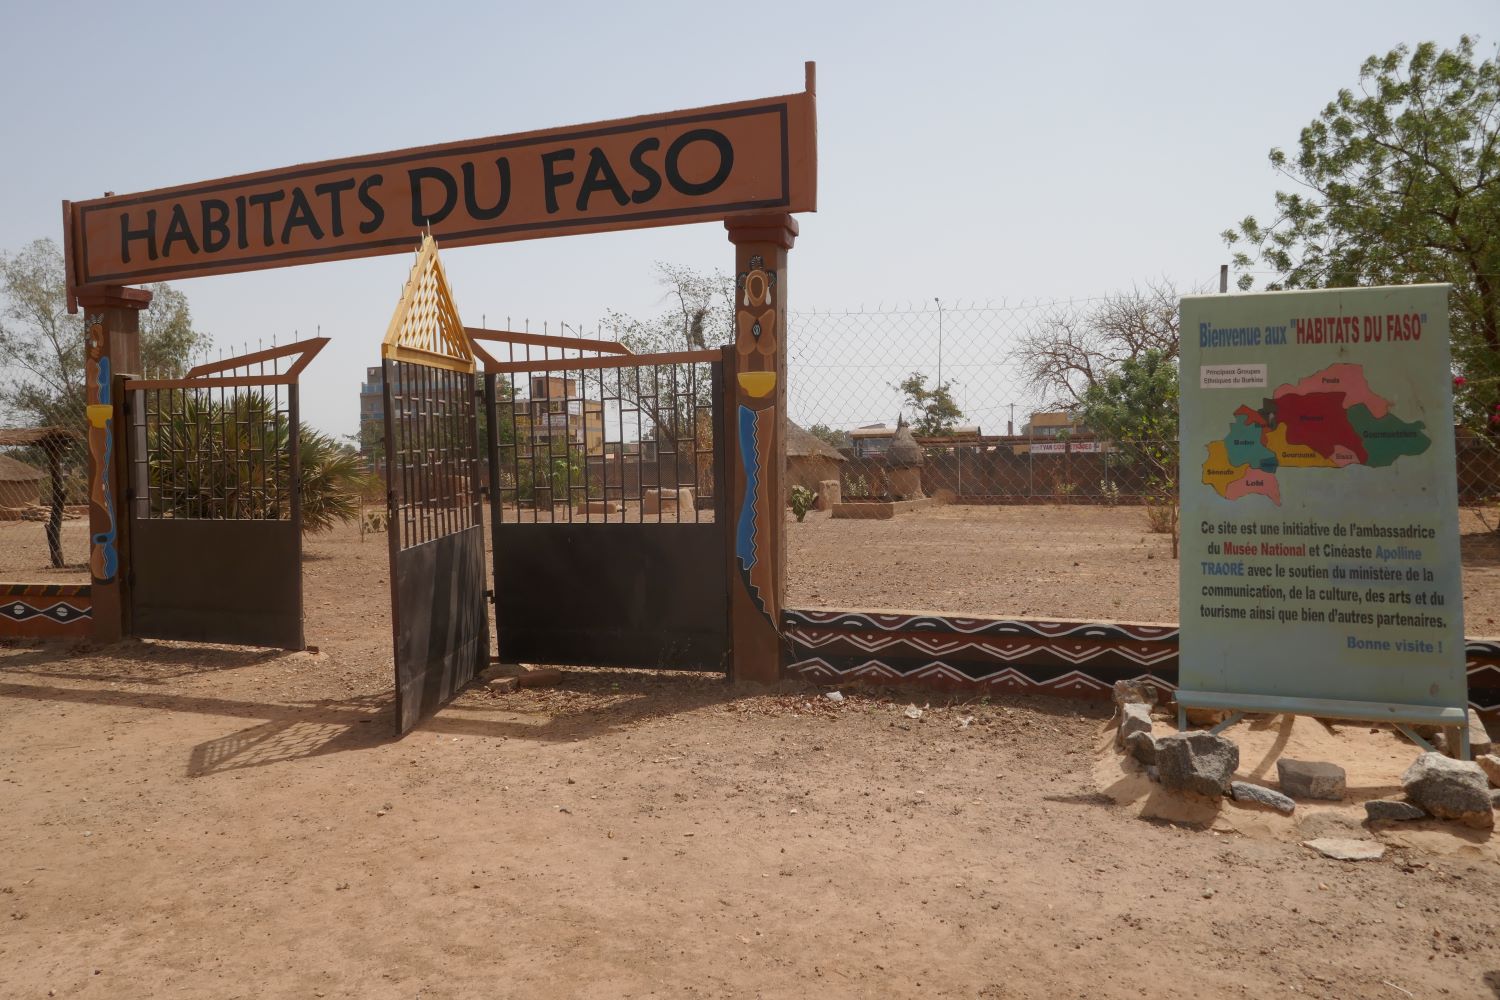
[
  {"left": 76, "top": 285, "right": 150, "bottom": 642},
  {"left": 724, "top": 214, "right": 797, "bottom": 683}
]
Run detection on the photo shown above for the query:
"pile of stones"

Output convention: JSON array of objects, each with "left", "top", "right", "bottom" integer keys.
[{"left": 1111, "top": 681, "right": 1499, "bottom": 829}]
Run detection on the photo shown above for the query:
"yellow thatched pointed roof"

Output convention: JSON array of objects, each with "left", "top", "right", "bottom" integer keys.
[{"left": 381, "top": 235, "right": 474, "bottom": 373}]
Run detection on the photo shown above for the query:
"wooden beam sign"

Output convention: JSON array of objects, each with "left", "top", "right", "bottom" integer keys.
[{"left": 64, "top": 79, "right": 816, "bottom": 290}]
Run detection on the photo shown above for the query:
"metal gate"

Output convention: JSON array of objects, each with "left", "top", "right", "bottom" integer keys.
[
  {"left": 122, "top": 338, "right": 327, "bottom": 648},
  {"left": 381, "top": 237, "right": 489, "bottom": 734},
  {"left": 476, "top": 329, "right": 729, "bottom": 670}
]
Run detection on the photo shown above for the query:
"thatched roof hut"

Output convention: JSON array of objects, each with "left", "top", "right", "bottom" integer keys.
[
  {"left": 0, "top": 453, "right": 43, "bottom": 507},
  {"left": 786, "top": 422, "right": 846, "bottom": 496},
  {"left": 787, "top": 423, "right": 847, "bottom": 463}
]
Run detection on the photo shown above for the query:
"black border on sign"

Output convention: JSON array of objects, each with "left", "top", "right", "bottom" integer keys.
[{"left": 78, "top": 103, "right": 793, "bottom": 285}]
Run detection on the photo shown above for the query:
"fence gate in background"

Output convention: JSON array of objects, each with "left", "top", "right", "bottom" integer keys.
[
  {"left": 122, "top": 338, "right": 328, "bottom": 649},
  {"left": 381, "top": 239, "right": 489, "bottom": 734},
  {"left": 474, "top": 328, "right": 728, "bottom": 671}
]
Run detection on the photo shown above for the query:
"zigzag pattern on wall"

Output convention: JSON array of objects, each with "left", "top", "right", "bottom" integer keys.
[
  {"left": 0, "top": 584, "right": 94, "bottom": 638},
  {"left": 783, "top": 608, "right": 1500, "bottom": 719}
]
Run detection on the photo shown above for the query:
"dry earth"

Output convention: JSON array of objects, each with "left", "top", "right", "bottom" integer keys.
[{"left": 1, "top": 508, "right": 1499, "bottom": 998}]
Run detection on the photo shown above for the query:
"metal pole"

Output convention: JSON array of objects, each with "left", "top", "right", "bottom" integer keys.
[{"left": 933, "top": 297, "right": 944, "bottom": 386}]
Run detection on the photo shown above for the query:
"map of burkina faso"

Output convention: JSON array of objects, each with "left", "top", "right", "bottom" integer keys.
[{"left": 1202, "top": 363, "right": 1431, "bottom": 506}]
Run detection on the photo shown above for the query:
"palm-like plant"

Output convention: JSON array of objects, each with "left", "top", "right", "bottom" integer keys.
[{"left": 146, "top": 392, "right": 368, "bottom": 534}]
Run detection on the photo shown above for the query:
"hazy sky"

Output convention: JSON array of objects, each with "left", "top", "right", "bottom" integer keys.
[{"left": 1, "top": 1, "right": 1493, "bottom": 436}]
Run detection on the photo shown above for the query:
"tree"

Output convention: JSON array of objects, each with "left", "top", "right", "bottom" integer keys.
[
  {"left": 1011, "top": 280, "right": 1182, "bottom": 406},
  {"left": 604, "top": 262, "right": 727, "bottom": 453},
  {"left": 806, "top": 423, "right": 850, "bottom": 450},
  {"left": 1222, "top": 37, "right": 1500, "bottom": 435},
  {"left": 605, "top": 262, "right": 735, "bottom": 354},
  {"left": 894, "top": 373, "right": 964, "bottom": 437},
  {"left": 0, "top": 238, "right": 210, "bottom": 426},
  {"left": 1077, "top": 348, "right": 1180, "bottom": 554}
]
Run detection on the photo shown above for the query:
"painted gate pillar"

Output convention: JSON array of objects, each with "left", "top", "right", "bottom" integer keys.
[
  {"left": 725, "top": 213, "right": 797, "bottom": 684},
  {"left": 76, "top": 284, "right": 151, "bottom": 642}
]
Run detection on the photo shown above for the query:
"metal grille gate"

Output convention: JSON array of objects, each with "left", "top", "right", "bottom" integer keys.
[
  {"left": 382, "top": 359, "right": 489, "bottom": 733},
  {"left": 121, "top": 338, "right": 327, "bottom": 649},
  {"left": 479, "top": 338, "right": 730, "bottom": 671}
]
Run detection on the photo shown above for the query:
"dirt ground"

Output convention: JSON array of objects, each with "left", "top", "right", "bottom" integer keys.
[
  {"left": 7, "top": 504, "right": 1500, "bottom": 627},
  {"left": 2, "top": 509, "right": 1500, "bottom": 998}
]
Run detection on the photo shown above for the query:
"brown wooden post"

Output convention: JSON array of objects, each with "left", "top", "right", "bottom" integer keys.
[
  {"left": 724, "top": 214, "right": 797, "bottom": 684},
  {"left": 76, "top": 285, "right": 151, "bottom": 642}
]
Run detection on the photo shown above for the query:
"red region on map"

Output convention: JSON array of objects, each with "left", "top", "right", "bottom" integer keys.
[
  {"left": 1234, "top": 405, "right": 1267, "bottom": 427},
  {"left": 1274, "top": 391, "right": 1367, "bottom": 464}
]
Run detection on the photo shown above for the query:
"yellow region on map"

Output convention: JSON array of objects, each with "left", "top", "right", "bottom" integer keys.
[
  {"left": 1263, "top": 423, "right": 1337, "bottom": 468},
  {"left": 1200, "top": 441, "right": 1248, "bottom": 497}
]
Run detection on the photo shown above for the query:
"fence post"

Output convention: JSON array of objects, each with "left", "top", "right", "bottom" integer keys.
[
  {"left": 77, "top": 285, "right": 151, "bottom": 643},
  {"left": 724, "top": 214, "right": 797, "bottom": 683}
]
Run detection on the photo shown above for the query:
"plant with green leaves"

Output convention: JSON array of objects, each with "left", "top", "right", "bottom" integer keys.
[
  {"left": 893, "top": 372, "right": 964, "bottom": 437},
  {"left": 789, "top": 485, "right": 816, "bottom": 522},
  {"left": 1078, "top": 349, "right": 1180, "bottom": 555},
  {"left": 1223, "top": 36, "right": 1500, "bottom": 436},
  {"left": 148, "top": 392, "right": 368, "bottom": 534}
]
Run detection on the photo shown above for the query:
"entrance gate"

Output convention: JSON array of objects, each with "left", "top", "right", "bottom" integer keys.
[
  {"left": 121, "top": 338, "right": 327, "bottom": 649},
  {"left": 380, "top": 240, "right": 489, "bottom": 734},
  {"left": 476, "top": 330, "right": 730, "bottom": 671}
]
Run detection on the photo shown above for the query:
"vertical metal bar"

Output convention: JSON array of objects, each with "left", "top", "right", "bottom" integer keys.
[{"left": 288, "top": 381, "right": 304, "bottom": 646}]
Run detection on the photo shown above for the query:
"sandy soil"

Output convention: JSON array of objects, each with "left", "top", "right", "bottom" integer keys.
[
  {"left": 7, "top": 505, "right": 1499, "bottom": 629},
  {"left": 1, "top": 514, "right": 1499, "bottom": 998}
]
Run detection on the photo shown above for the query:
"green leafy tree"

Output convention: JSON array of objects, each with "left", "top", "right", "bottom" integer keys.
[
  {"left": 1222, "top": 37, "right": 1500, "bottom": 435},
  {"left": 0, "top": 238, "right": 210, "bottom": 426},
  {"left": 1078, "top": 349, "right": 1180, "bottom": 554},
  {"left": 894, "top": 372, "right": 964, "bottom": 436},
  {"left": 806, "top": 423, "right": 850, "bottom": 450}
]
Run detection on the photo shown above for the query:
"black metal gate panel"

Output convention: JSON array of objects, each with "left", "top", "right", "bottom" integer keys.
[
  {"left": 383, "top": 359, "right": 489, "bottom": 733},
  {"left": 122, "top": 338, "right": 327, "bottom": 649},
  {"left": 479, "top": 336, "right": 728, "bottom": 671}
]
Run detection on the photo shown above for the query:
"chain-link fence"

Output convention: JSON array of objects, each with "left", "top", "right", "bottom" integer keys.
[{"left": 0, "top": 411, "right": 92, "bottom": 579}]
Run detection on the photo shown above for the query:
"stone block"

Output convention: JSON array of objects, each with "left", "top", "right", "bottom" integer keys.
[
  {"left": 1277, "top": 759, "right": 1347, "bottom": 801},
  {"left": 1156, "top": 732, "right": 1238, "bottom": 799},
  {"left": 814, "top": 480, "right": 841, "bottom": 511},
  {"left": 1117, "top": 702, "right": 1153, "bottom": 749},
  {"left": 1364, "top": 799, "right": 1427, "bottom": 822}
]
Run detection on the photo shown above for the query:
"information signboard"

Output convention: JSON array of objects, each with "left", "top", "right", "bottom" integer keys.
[{"left": 1178, "top": 285, "right": 1464, "bottom": 711}]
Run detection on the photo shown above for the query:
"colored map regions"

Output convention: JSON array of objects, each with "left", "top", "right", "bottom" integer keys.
[{"left": 1202, "top": 363, "right": 1429, "bottom": 506}]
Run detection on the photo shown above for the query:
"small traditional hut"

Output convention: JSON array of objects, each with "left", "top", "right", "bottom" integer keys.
[
  {"left": 885, "top": 419, "right": 925, "bottom": 500},
  {"left": 786, "top": 422, "right": 847, "bottom": 496},
  {"left": 0, "top": 453, "right": 43, "bottom": 508}
]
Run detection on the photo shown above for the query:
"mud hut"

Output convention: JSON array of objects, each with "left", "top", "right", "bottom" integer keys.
[
  {"left": 786, "top": 422, "right": 847, "bottom": 497},
  {"left": 886, "top": 420, "right": 925, "bottom": 500},
  {"left": 0, "top": 453, "right": 43, "bottom": 509}
]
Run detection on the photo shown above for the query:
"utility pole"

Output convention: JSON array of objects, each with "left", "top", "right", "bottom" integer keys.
[{"left": 933, "top": 297, "right": 944, "bottom": 386}]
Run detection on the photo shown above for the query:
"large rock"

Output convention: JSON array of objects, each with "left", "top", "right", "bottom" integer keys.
[
  {"left": 1480, "top": 754, "right": 1500, "bottom": 789},
  {"left": 1401, "top": 753, "right": 1495, "bottom": 829},
  {"left": 1364, "top": 799, "right": 1427, "bottom": 822},
  {"left": 1117, "top": 702, "right": 1153, "bottom": 748},
  {"left": 1230, "top": 781, "right": 1294, "bottom": 815},
  {"left": 1156, "top": 732, "right": 1238, "bottom": 799},
  {"left": 1277, "top": 759, "right": 1346, "bottom": 801},
  {"left": 1125, "top": 730, "right": 1157, "bottom": 765}
]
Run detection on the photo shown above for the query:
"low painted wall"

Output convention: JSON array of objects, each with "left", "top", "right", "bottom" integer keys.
[
  {"left": 783, "top": 607, "right": 1500, "bottom": 725},
  {"left": 0, "top": 583, "right": 94, "bottom": 639}
]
